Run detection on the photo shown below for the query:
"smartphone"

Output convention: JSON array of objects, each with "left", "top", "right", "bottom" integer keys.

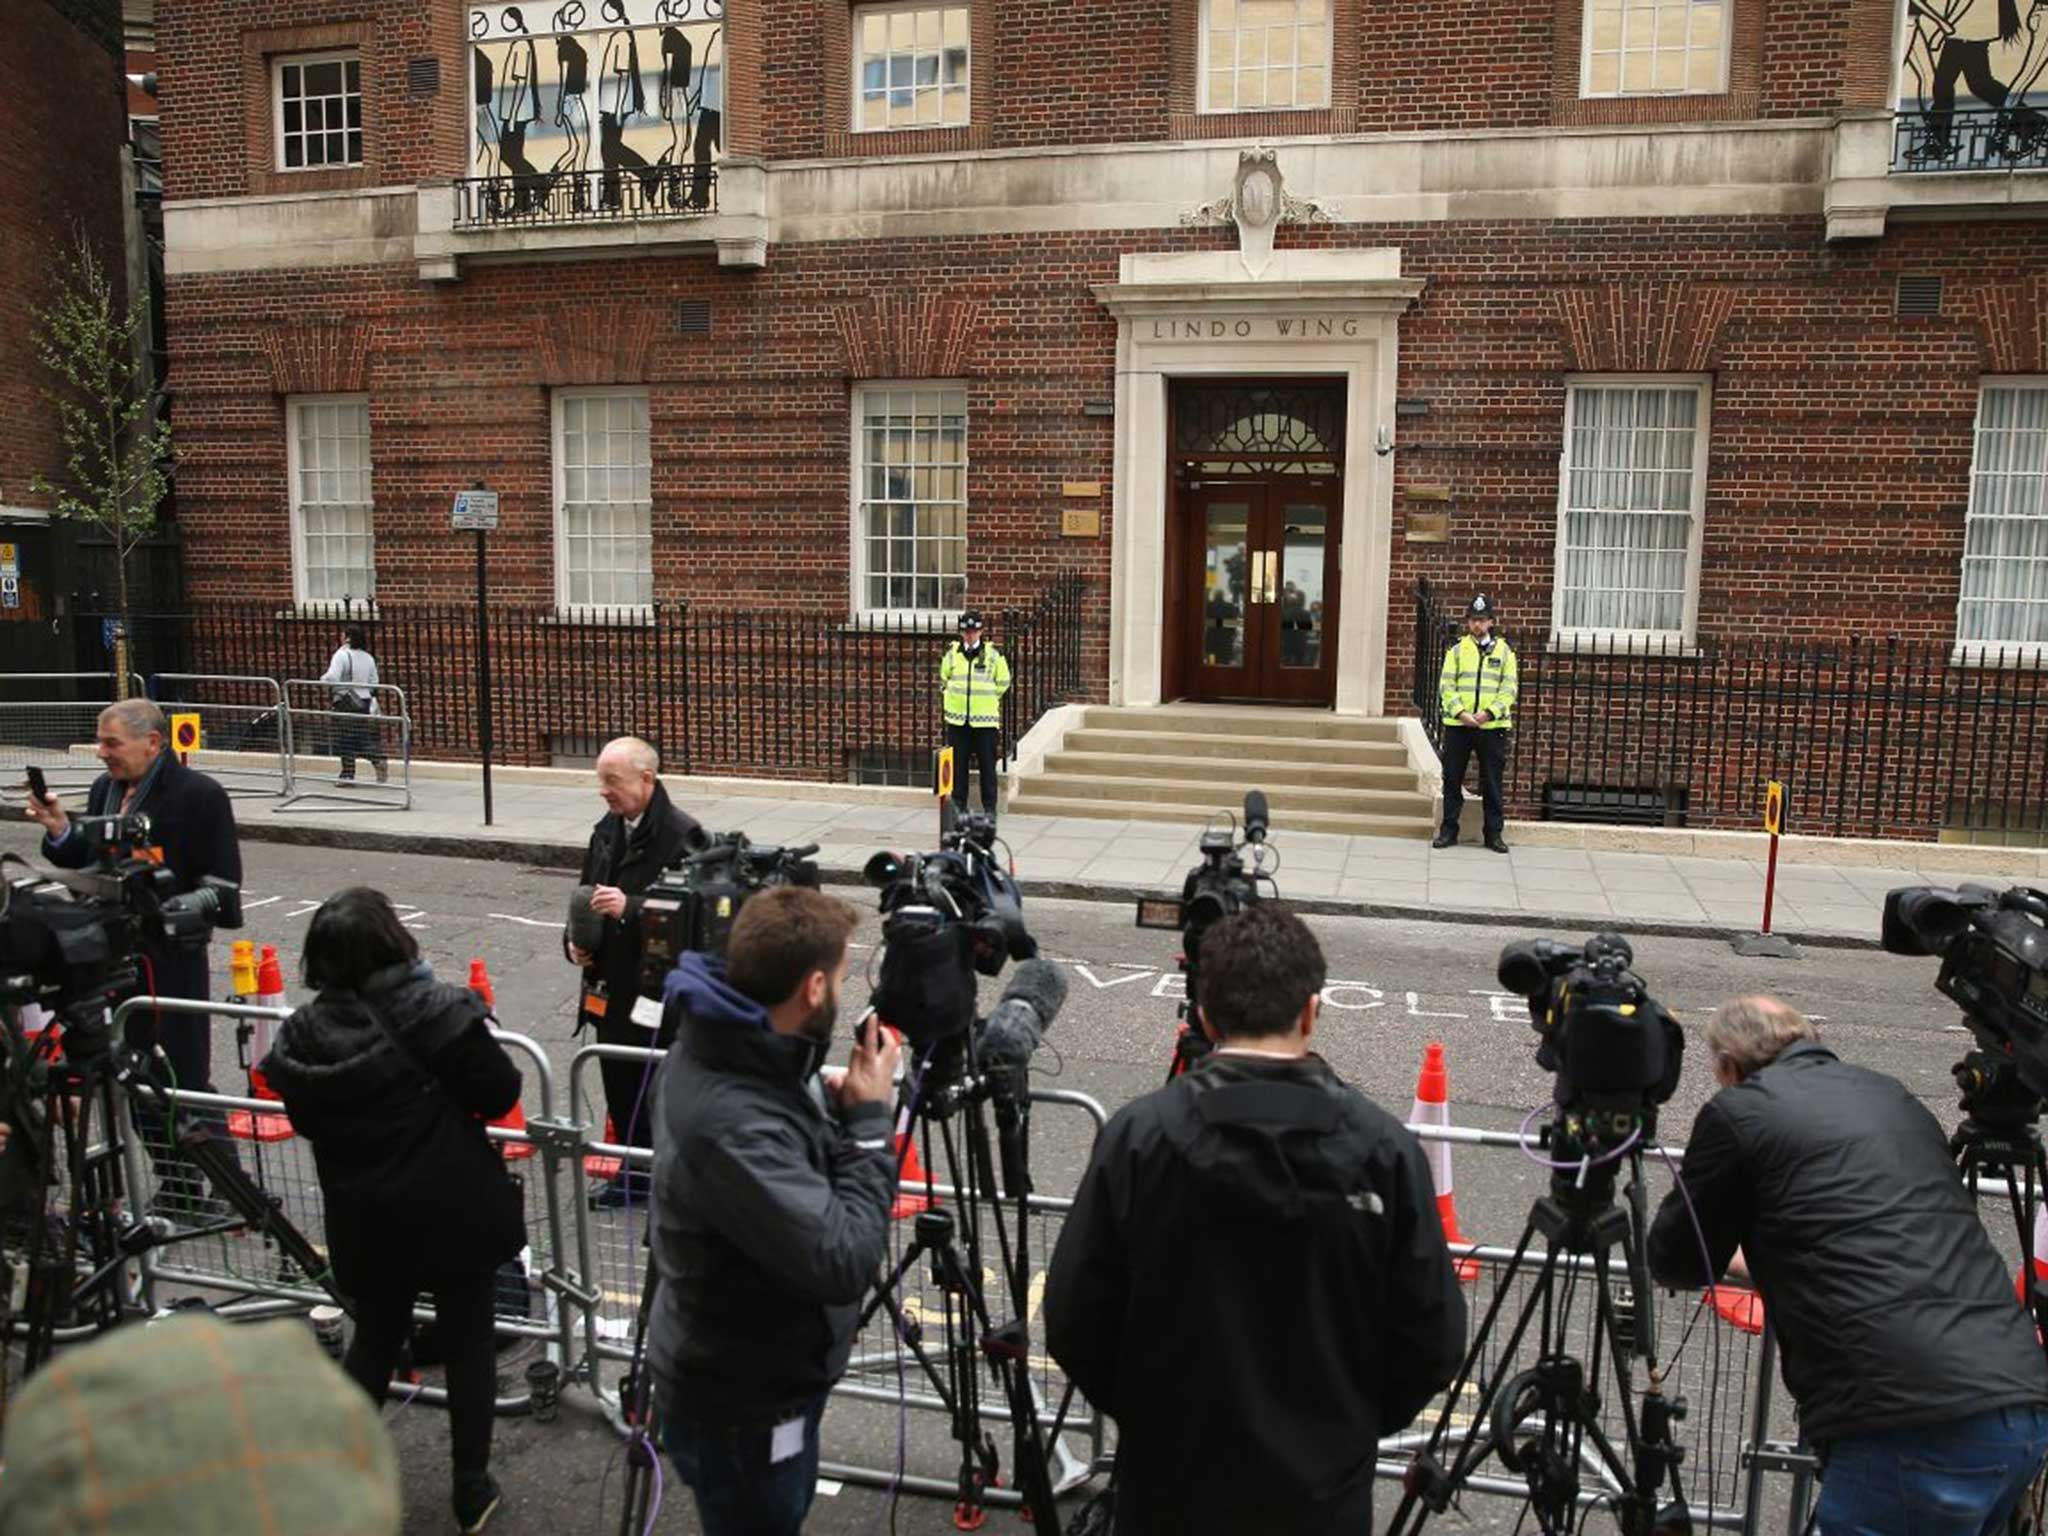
[
  {"left": 25, "top": 765, "right": 50, "bottom": 806},
  {"left": 852, "top": 1006, "right": 880, "bottom": 1050}
]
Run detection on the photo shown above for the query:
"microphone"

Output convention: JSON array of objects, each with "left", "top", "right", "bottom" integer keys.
[
  {"left": 1243, "top": 789, "right": 1270, "bottom": 844},
  {"left": 978, "top": 958, "right": 1068, "bottom": 1074}
]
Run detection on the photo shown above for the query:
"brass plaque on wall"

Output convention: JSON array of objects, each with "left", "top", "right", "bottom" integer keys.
[
  {"left": 1061, "top": 508, "right": 1103, "bottom": 538},
  {"left": 1405, "top": 511, "right": 1450, "bottom": 544}
]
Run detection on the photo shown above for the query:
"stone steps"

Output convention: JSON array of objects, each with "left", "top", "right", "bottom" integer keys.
[{"left": 1011, "top": 705, "right": 1435, "bottom": 838}]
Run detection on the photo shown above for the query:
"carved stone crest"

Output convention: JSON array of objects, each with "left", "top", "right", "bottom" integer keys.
[{"left": 1181, "top": 148, "right": 1333, "bottom": 279}]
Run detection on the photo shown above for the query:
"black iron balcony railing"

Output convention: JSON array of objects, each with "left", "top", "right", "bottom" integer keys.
[
  {"left": 454, "top": 163, "right": 719, "bottom": 228},
  {"left": 1893, "top": 105, "right": 2048, "bottom": 173}
]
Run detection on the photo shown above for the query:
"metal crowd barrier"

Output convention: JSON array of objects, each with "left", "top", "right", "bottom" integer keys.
[
  {"left": 0, "top": 672, "right": 144, "bottom": 795},
  {"left": 150, "top": 673, "right": 293, "bottom": 798},
  {"left": 10, "top": 999, "right": 1913, "bottom": 1532},
  {"left": 277, "top": 679, "right": 413, "bottom": 812}
]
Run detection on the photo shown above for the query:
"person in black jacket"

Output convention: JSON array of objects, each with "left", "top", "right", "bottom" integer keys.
[
  {"left": 563, "top": 735, "right": 705, "bottom": 1208},
  {"left": 24, "top": 698, "right": 242, "bottom": 1213},
  {"left": 1648, "top": 995, "right": 2048, "bottom": 1535},
  {"left": 262, "top": 888, "right": 527, "bottom": 1536},
  {"left": 1045, "top": 904, "right": 1467, "bottom": 1535},
  {"left": 647, "top": 885, "right": 901, "bottom": 1536}
]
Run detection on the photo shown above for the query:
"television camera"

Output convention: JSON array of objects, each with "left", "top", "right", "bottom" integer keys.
[
  {"left": 1392, "top": 932, "right": 1691, "bottom": 1536},
  {"left": 853, "top": 813, "right": 1077, "bottom": 1531},
  {"left": 864, "top": 811, "right": 1035, "bottom": 1050},
  {"left": 635, "top": 830, "right": 821, "bottom": 996},
  {"left": 1497, "top": 932, "right": 1685, "bottom": 1171},
  {"left": 1883, "top": 883, "right": 2048, "bottom": 1342},
  {"left": 1134, "top": 790, "right": 1277, "bottom": 1076},
  {"left": 2, "top": 812, "right": 243, "bottom": 1061},
  {"left": 1883, "top": 883, "right": 2048, "bottom": 1123}
]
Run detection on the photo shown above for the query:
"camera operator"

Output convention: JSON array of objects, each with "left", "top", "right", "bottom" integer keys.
[
  {"left": 1046, "top": 904, "right": 1467, "bottom": 1533},
  {"left": 646, "top": 885, "right": 901, "bottom": 1536},
  {"left": 1648, "top": 995, "right": 2048, "bottom": 1534},
  {"left": 563, "top": 735, "right": 705, "bottom": 1207},
  {"left": 21, "top": 699, "right": 242, "bottom": 1211}
]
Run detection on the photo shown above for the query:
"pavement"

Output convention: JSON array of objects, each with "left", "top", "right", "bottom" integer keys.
[{"left": 208, "top": 764, "right": 2040, "bottom": 948}]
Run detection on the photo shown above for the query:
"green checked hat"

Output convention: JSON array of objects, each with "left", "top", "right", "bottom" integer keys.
[{"left": 0, "top": 1312, "right": 400, "bottom": 1536}]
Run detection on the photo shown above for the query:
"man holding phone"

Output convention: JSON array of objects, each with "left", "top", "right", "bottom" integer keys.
[
  {"left": 644, "top": 885, "right": 901, "bottom": 1536},
  {"left": 22, "top": 701, "right": 243, "bottom": 1217}
]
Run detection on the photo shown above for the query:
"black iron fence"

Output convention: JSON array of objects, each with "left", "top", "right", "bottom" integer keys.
[
  {"left": 70, "top": 572, "right": 1086, "bottom": 784},
  {"left": 1413, "top": 579, "right": 2048, "bottom": 842},
  {"left": 1892, "top": 105, "right": 2048, "bottom": 173},
  {"left": 453, "top": 163, "right": 718, "bottom": 229}
]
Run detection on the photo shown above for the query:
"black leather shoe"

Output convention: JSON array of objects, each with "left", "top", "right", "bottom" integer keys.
[
  {"left": 1431, "top": 833, "right": 1456, "bottom": 849},
  {"left": 1486, "top": 836, "right": 1510, "bottom": 854}
]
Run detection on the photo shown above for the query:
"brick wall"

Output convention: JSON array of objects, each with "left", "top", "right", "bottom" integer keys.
[
  {"left": 0, "top": 0, "right": 128, "bottom": 517},
  {"left": 162, "top": 0, "right": 1910, "bottom": 179},
  {"left": 167, "top": 213, "right": 2045, "bottom": 692}
]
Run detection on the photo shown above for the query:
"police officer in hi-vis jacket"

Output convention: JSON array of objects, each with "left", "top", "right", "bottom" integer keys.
[{"left": 1434, "top": 593, "right": 1518, "bottom": 853}]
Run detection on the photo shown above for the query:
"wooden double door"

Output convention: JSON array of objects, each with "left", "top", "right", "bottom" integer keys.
[{"left": 1180, "top": 480, "right": 1342, "bottom": 705}]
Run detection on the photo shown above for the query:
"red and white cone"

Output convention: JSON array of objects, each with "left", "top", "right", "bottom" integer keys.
[
  {"left": 1409, "top": 1043, "right": 1480, "bottom": 1284},
  {"left": 2017, "top": 1203, "right": 2048, "bottom": 1312}
]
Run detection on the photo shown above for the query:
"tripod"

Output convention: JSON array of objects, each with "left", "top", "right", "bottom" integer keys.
[
  {"left": 1388, "top": 1120, "right": 1691, "bottom": 1536},
  {"left": 856, "top": 1037, "right": 1068, "bottom": 1533},
  {"left": 7, "top": 1001, "right": 341, "bottom": 1376}
]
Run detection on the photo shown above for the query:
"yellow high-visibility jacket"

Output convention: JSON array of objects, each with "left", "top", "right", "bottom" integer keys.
[
  {"left": 1438, "top": 635, "right": 1518, "bottom": 729},
  {"left": 940, "top": 642, "right": 1010, "bottom": 728}
]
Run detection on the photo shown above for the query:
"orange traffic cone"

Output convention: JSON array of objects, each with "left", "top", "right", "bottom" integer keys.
[
  {"left": 1410, "top": 1043, "right": 1480, "bottom": 1283},
  {"left": 893, "top": 1124, "right": 934, "bottom": 1220},
  {"left": 2017, "top": 1204, "right": 2048, "bottom": 1308},
  {"left": 1708, "top": 1284, "right": 1766, "bottom": 1334},
  {"left": 227, "top": 947, "right": 296, "bottom": 1141},
  {"left": 586, "top": 1115, "right": 624, "bottom": 1181},
  {"left": 466, "top": 959, "right": 531, "bottom": 1158}
]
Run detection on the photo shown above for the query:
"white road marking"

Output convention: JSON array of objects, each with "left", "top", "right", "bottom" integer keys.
[{"left": 489, "top": 913, "right": 558, "bottom": 928}]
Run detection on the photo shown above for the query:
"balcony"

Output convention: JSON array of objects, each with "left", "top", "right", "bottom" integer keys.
[
  {"left": 415, "top": 160, "right": 767, "bottom": 280},
  {"left": 454, "top": 165, "right": 718, "bottom": 229},
  {"left": 1893, "top": 106, "right": 2048, "bottom": 175},
  {"left": 1824, "top": 109, "right": 2048, "bottom": 240}
]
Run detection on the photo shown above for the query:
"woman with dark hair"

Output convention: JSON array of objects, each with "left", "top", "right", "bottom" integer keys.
[
  {"left": 261, "top": 888, "right": 526, "bottom": 1534},
  {"left": 320, "top": 625, "right": 387, "bottom": 784}
]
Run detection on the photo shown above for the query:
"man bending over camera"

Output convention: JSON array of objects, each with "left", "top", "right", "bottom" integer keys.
[
  {"left": 1648, "top": 996, "right": 2048, "bottom": 1535},
  {"left": 646, "top": 885, "right": 901, "bottom": 1536},
  {"left": 1045, "top": 903, "right": 1466, "bottom": 1533}
]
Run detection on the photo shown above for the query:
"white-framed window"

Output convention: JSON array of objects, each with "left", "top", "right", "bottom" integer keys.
[
  {"left": 854, "top": 3, "right": 970, "bottom": 130},
  {"left": 1200, "top": 0, "right": 1331, "bottom": 113},
  {"left": 1552, "top": 377, "right": 1710, "bottom": 643},
  {"left": 287, "top": 395, "right": 375, "bottom": 605},
  {"left": 1957, "top": 379, "right": 2048, "bottom": 655},
  {"left": 274, "top": 52, "right": 362, "bottom": 170},
  {"left": 553, "top": 389, "right": 653, "bottom": 613},
  {"left": 852, "top": 383, "right": 968, "bottom": 616},
  {"left": 1580, "top": 0, "right": 1728, "bottom": 97}
]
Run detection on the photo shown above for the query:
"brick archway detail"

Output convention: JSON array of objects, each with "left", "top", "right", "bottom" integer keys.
[
  {"left": 832, "top": 294, "right": 983, "bottom": 380},
  {"left": 1553, "top": 281, "right": 1737, "bottom": 373}
]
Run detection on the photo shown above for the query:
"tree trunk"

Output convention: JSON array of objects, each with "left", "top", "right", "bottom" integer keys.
[{"left": 114, "top": 531, "right": 134, "bottom": 697}]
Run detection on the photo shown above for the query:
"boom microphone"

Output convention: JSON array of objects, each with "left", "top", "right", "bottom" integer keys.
[
  {"left": 979, "top": 958, "right": 1069, "bottom": 1073},
  {"left": 1244, "top": 790, "right": 1270, "bottom": 844}
]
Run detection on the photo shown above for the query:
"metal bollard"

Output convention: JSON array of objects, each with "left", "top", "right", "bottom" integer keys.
[
  {"left": 526, "top": 1358, "right": 561, "bottom": 1423},
  {"left": 309, "top": 1304, "right": 346, "bottom": 1361}
]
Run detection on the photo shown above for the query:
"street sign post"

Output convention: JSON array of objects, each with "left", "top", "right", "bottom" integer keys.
[
  {"left": 170, "top": 712, "right": 201, "bottom": 765},
  {"left": 1732, "top": 779, "right": 1797, "bottom": 958},
  {"left": 454, "top": 485, "right": 498, "bottom": 825}
]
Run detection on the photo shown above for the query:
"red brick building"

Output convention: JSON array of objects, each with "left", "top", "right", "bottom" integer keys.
[
  {"left": 154, "top": 0, "right": 2048, "bottom": 831},
  {"left": 0, "top": 0, "right": 139, "bottom": 651}
]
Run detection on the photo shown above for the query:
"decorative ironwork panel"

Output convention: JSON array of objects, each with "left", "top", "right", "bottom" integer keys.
[
  {"left": 465, "top": 0, "right": 724, "bottom": 229},
  {"left": 1172, "top": 382, "right": 1346, "bottom": 472},
  {"left": 1893, "top": 106, "right": 2048, "bottom": 172},
  {"left": 456, "top": 164, "right": 716, "bottom": 227}
]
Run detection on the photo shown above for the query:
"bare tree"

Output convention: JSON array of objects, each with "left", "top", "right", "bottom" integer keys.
[{"left": 31, "top": 227, "right": 173, "bottom": 695}]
